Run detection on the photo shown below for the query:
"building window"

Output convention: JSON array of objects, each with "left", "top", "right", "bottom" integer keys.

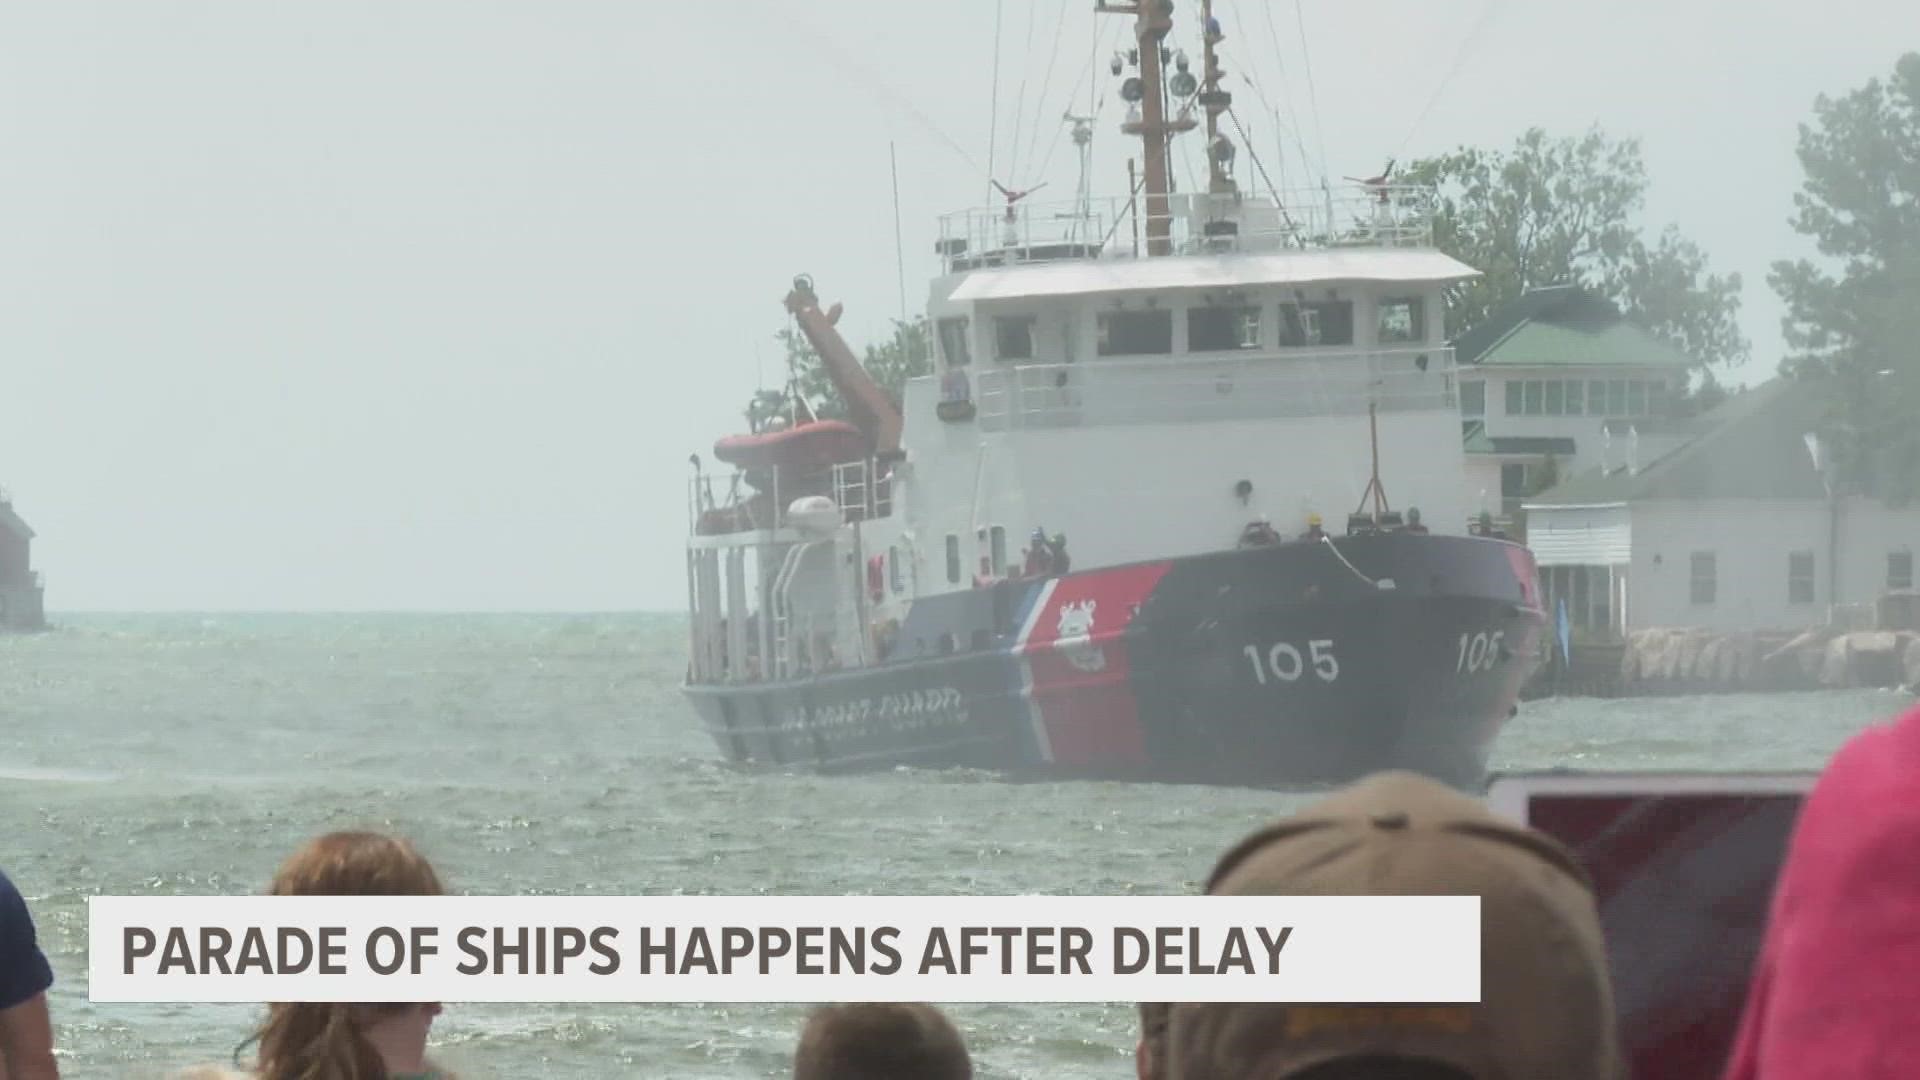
[
  {"left": 1461, "top": 380, "right": 1485, "bottom": 416},
  {"left": 1564, "top": 380, "right": 1584, "bottom": 415},
  {"left": 1376, "top": 297, "right": 1424, "bottom": 344},
  {"left": 989, "top": 526, "right": 1008, "bottom": 576},
  {"left": 1505, "top": 380, "right": 1522, "bottom": 415},
  {"left": 1523, "top": 380, "right": 1545, "bottom": 415},
  {"left": 1588, "top": 380, "right": 1608, "bottom": 416},
  {"left": 937, "top": 317, "right": 971, "bottom": 366},
  {"left": 1544, "top": 380, "right": 1565, "bottom": 415},
  {"left": 1188, "top": 305, "right": 1261, "bottom": 351},
  {"left": 1891, "top": 551, "right": 1915, "bottom": 591},
  {"left": 945, "top": 535, "right": 961, "bottom": 584},
  {"left": 1788, "top": 550, "right": 1815, "bottom": 604},
  {"left": 1278, "top": 301, "right": 1354, "bottom": 347},
  {"left": 1097, "top": 309, "right": 1173, "bottom": 356},
  {"left": 1500, "top": 463, "right": 1529, "bottom": 498},
  {"left": 1627, "top": 380, "right": 1647, "bottom": 416},
  {"left": 993, "top": 316, "right": 1035, "bottom": 361},
  {"left": 1607, "top": 380, "right": 1629, "bottom": 415},
  {"left": 1691, "top": 552, "right": 1717, "bottom": 605}
]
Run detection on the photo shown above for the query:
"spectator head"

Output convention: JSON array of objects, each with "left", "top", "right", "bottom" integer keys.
[
  {"left": 1166, "top": 770, "right": 1620, "bottom": 1080},
  {"left": 1722, "top": 703, "right": 1920, "bottom": 1079},
  {"left": 0, "top": 866, "right": 58, "bottom": 1080},
  {"left": 792, "top": 1002, "right": 971, "bottom": 1080},
  {"left": 1137, "top": 1001, "right": 1169, "bottom": 1080},
  {"left": 241, "top": 831, "right": 448, "bottom": 1080}
]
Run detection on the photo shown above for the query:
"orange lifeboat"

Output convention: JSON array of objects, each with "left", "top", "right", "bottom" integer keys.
[{"left": 713, "top": 419, "right": 867, "bottom": 472}]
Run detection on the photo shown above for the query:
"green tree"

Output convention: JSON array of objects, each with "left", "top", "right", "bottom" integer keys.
[
  {"left": 1772, "top": 52, "right": 1920, "bottom": 502},
  {"left": 747, "top": 317, "right": 933, "bottom": 428},
  {"left": 1403, "top": 127, "right": 1749, "bottom": 375}
]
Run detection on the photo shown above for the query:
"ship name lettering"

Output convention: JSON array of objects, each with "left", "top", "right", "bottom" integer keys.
[
  {"left": 803, "top": 688, "right": 967, "bottom": 733},
  {"left": 1242, "top": 639, "right": 1339, "bottom": 685}
]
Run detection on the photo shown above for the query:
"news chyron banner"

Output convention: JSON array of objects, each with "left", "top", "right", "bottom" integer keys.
[{"left": 90, "top": 895, "right": 1479, "bottom": 1003}]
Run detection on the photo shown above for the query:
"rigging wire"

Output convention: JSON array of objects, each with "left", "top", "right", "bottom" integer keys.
[
  {"left": 1393, "top": 0, "right": 1506, "bottom": 161},
  {"left": 1292, "top": 0, "right": 1330, "bottom": 188},
  {"left": 1249, "top": 0, "right": 1318, "bottom": 184},
  {"left": 752, "top": 3, "right": 983, "bottom": 175},
  {"left": 1030, "top": 16, "right": 1126, "bottom": 192},
  {"left": 986, "top": 0, "right": 1006, "bottom": 199},
  {"left": 1014, "top": 0, "right": 1074, "bottom": 186},
  {"left": 1005, "top": 0, "right": 1040, "bottom": 183},
  {"left": 1223, "top": 0, "right": 1316, "bottom": 193},
  {"left": 1227, "top": 106, "right": 1298, "bottom": 236}
]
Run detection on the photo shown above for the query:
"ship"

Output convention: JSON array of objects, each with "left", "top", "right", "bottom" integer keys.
[{"left": 680, "top": 0, "right": 1545, "bottom": 790}]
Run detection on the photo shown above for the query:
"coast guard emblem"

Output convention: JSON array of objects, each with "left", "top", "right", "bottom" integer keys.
[{"left": 1055, "top": 599, "right": 1105, "bottom": 673}]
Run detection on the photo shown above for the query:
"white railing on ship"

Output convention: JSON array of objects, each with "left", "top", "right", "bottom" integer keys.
[
  {"left": 968, "top": 346, "right": 1455, "bottom": 431},
  {"left": 688, "top": 458, "right": 897, "bottom": 538},
  {"left": 934, "top": 187, "right": 1436, "bottom": 272}
]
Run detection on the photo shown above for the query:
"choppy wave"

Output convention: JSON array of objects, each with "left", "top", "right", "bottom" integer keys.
[{"left": 5, "top": 613, "right": 1905, "bottom": 1078}]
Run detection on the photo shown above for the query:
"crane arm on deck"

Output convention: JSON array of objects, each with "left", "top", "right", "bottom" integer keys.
[{"left": 782, "top": 276, "right": 904, "bottom": 457}]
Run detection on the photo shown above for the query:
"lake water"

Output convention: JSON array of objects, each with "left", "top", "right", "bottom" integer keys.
[{"left": 2, "top": 614, "right": 1902, "bottom": 1078}]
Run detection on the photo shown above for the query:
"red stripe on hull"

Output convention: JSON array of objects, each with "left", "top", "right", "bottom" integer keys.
[{"left": 1019, "top": 562, "right": 1172, "bottom": 769}]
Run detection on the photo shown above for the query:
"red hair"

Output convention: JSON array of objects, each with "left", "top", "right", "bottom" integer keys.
[{"left": 241, "top": 832, "right": 445, "bottom": 1080}]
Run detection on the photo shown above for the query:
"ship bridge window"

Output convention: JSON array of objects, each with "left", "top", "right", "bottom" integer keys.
[
  {"left": 1376, "top": 297, "right": 1425, "bottom": 344},
  {"left": 889, "top": 546, "right": 905, "bottom": 593},
  {"left": 989, "top": 526, "right": 1008, "bottom": 574},
  {"left": 937, "top": 317, "right": 972, "bottom": 367},
  {"left": 1187, "top": 305, "right": 1262, "bottom": 351},
  {"left": 1097, "top": 309, "right": 1173, "bottom": 356},
  {"left": 945, "top": 535, "right": 961, "bottom": 584},
  {"left": 993, "top": 316, "right": 1035, "bottom": 361},
  {"left": 1278, "top": 301, "right": 1353, "bottom": 347}
]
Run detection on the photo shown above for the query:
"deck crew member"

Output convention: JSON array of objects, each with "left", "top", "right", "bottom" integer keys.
[
  {"left": 1238, "top": 517, "right": 1282, "bottom": 548},
  {"left": 1024, "top": 528, "right": 1054, "bottom": 577},
  {"left": 1405, "top": 507, "right": 1429, "bottom": 534},
  {"left": 1299, "top": 513, "right": 1327, "bottom": 543},
  {"left": 1046, "top": 533, "right": 1071, "bottom": 575}
]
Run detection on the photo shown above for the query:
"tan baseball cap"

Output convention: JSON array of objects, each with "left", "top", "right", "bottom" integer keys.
[{"left": 1165, "top": 770, "right": 1622, "bottom": 1080}]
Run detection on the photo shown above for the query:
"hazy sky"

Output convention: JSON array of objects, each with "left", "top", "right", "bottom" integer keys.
[{"left": 2, "top": 1, "right": 1913, "bottom": 612}]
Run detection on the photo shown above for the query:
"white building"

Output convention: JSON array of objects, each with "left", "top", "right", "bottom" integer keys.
[
  {"left": 1523, "top": 377, "right": 1920, "bottom": 635},
  {"left": 1452, "top": 286, "right": 1695, "bottom": 519}
]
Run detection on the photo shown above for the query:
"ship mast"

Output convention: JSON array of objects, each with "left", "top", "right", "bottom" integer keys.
[
  {"left": 1198, "top": 1, "right": 1236, "bottom": 197},
  {"left": 1097, "top": 0, "right": 1194, "bottom": 256}
]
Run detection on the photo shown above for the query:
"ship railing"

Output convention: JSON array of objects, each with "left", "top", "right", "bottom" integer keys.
[
  {"left": 830, "top": 459, "right": 895, "bottom": 525},
  {"left": 687, "top": 466, "right": 782, "bottom": 538},
  {"left": 690, "top": 458, "right": 897, "bottom": 539},
  {"left": 933, "top": 187, "right": 1436, "bottom": 273},
  {"left": 970, "top": 346, "right": 1457, "bottom": 432}
]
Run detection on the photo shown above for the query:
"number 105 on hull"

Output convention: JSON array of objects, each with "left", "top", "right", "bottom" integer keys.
[{"left": 1242, "top": 640, "right": 1339, "bottom": 685}]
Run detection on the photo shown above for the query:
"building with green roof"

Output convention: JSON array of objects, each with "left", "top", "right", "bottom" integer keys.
[{"left": 1454, "top": 286, "right": 1696, "bottom": 519}]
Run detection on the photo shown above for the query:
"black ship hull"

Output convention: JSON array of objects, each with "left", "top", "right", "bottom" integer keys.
[{"left": 683, "top": 532, "right": 1545, "bottom": 790}]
